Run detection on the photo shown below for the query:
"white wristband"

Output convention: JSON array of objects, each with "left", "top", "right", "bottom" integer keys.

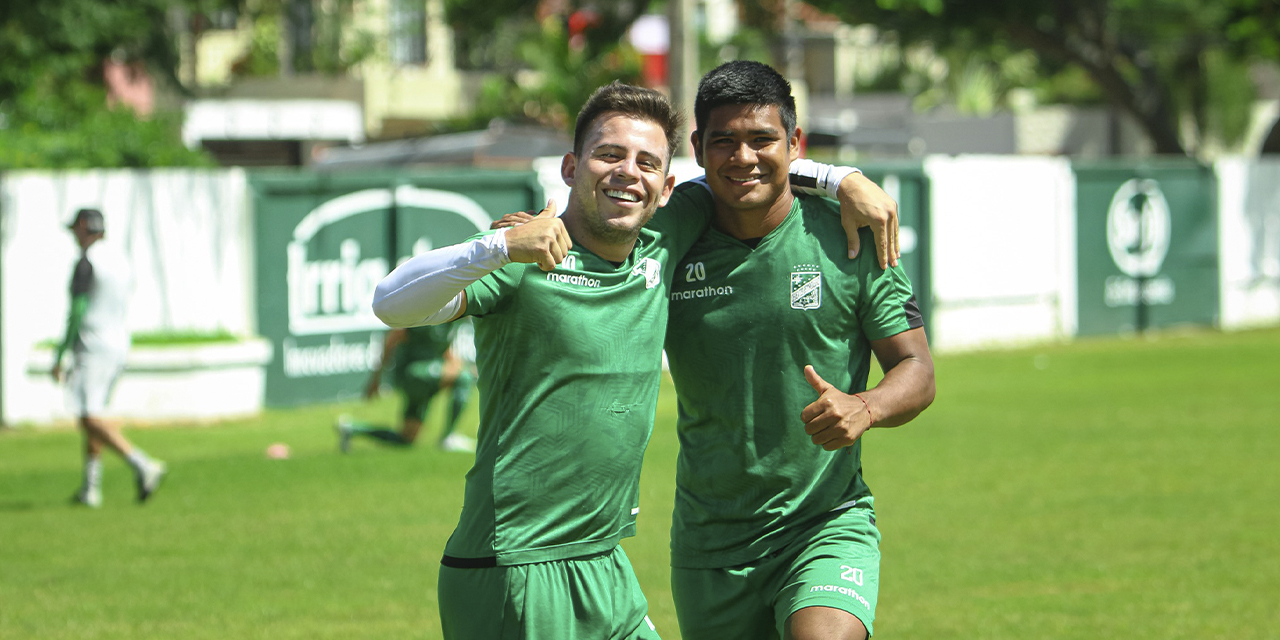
[
  {"left": 372, "top": 229, "right": 511, "bottom": 327},
  {"left": 790, "top": 158, "right": 862, "bottom": 199}
]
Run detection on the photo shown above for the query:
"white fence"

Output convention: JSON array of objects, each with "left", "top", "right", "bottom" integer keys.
[
  {"left": 3, "top": 157, "right": 1277, "bottom": 425},
  {"left": 1, "top": 169, "right": 256, "bottom": 424},
  {"left": 1216, "top": 158, "right": 1280, "bottom": 329}
]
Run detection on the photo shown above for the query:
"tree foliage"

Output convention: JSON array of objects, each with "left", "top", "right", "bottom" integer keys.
[
  {"left": 808, "top": 0, "right": 1277, "bottom": 156},
  {"left": 0, "top": 0, "right": 222, "bottom": 168},
  {"left": 227, "top": 0, "right": 376, "bottom": 78},
  {"left": 440, "top": 0, "right": 649, "bottom": 134},
  {"left": 446, "top": 17, "right": 643, "bottom": 134}
]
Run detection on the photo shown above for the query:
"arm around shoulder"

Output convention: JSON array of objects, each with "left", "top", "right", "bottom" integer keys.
[{"left": 789, "top": 159, "right": 899, "bottom": 268}]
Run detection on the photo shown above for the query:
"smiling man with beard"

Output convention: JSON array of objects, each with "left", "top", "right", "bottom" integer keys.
[{"left": 371, "top": 80, "right": 896, "bottom": 640}]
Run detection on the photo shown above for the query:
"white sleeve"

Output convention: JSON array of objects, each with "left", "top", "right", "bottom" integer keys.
[
  {"left": 372, "top": 230, "right": 511, "bottom": 328},
  {"left": 789, "top": 158, "right": 862, "bottom": 199}
]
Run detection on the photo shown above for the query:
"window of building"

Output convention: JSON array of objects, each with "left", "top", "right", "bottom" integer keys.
[{"left": 389, "top": 0, "right": 427, "bottom": 66}]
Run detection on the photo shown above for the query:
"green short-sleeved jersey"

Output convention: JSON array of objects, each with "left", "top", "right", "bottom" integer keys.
[
  {"left": 394, "top": 323, "right": 455, "bottom": 381},
  {"left": 664, "top": 193, "right": 922, "bottom": 569},
  {"left": 445, "top": 186, "right": 712, "bottom": 566}
]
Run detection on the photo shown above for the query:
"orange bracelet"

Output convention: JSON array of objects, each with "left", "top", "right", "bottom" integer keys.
[{"left": 854, "top": 393, "right": 874, "bottom": 426}]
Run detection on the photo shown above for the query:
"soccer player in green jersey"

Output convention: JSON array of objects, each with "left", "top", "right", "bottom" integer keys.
[
  {"left": 663, "top": 61, "right": 936, "bottom": 640},
  {"left": 373, "top": 82, "right": 691, "bottom": 640},
  {"left": 335, "top": 322, "right": 476, "bottom": 453},
  {"left": 372, "top": 81, "right": 897, "bottom": 640}
]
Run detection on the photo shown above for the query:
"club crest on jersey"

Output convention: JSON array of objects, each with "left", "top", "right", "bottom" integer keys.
[
  {"left": 632, "top": 257, "right": 661, "bottom": 289},
  {"left": 790, "top": 265, "right": 822, "bottom": 310}
]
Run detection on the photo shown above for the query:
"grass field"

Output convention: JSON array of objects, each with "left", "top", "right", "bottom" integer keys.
[{"left": 2, "top": 327, "right": 1279, "bottom": 639}]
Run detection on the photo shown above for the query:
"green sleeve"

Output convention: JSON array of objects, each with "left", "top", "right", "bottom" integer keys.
[
  {"left": 465, "top": 262, "right": 525, "bottom": 317},
  {"left": 55, "top": 294, "right": 89, "bottom": 367},
  {"left": 647, "top": 181, "right": 715, "bottom": 261},
  {"left": 854, "top": 224, "right": 921, "bottom": 340}
]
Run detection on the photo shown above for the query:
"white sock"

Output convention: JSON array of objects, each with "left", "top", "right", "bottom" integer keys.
[
  {"left": 125, "top": 450, "right": 154, "bottom": 474},
  {"left": 84, "top": 457, "right": 103, "bottom": 490}
]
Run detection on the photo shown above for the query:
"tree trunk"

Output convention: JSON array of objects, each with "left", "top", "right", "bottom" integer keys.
[{"left": 1261, "top": 117, "right": 1280, "bottom": 155}]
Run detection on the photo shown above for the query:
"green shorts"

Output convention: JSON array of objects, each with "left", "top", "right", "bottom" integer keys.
[
  {"left": 671, "top": 506, "right": 880, "bottom": 640},
  {"left": 438, "top": 547, "right": 662, "bottom": 640},
  {"left": 397, "top": 360, "right": 444, "bottom": 421}
]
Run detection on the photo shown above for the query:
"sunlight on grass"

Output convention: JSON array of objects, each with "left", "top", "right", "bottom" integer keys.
[{"left": 2, "top": 327, "right": 1278, "bottom": 639}]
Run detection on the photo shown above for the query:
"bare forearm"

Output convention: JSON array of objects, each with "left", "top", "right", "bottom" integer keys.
[{"left": 864, "top": 357, "right": 935, "bottom": 429}]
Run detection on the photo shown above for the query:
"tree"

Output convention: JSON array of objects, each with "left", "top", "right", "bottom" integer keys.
[
  {"left": 808, "top": 0, "right": 1277, "bottom": 157},
  {"left": 0, "top": 0, "right": 227, "bottom": 168},
  {"left": 1222, "top": 0, "right": 1280, "bottom": 152}
]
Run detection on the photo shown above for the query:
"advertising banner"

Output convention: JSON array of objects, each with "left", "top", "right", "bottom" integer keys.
[
  {"left": 250, "top": 170, "right": 542, "bottom": 406},
  {"left": 1073, "top": 161, "right": 1219, "bottom": 336}
]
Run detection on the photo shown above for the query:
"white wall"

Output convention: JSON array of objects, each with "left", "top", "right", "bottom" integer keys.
[
  {"left": 6, "top": 158, "right": 1275, "bottom": 424},
  {"left": 1, "top": 169, "right": 255, "bottom": 425},
  {"left": 1216, "top": 157, "right": 1280, "bottom": 329},
  {"left": 923, "top": 156, "right": 1078, "bottom": 351}
]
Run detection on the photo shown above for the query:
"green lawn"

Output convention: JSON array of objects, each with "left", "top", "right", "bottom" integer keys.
[{"left": 2, "top": 327, "right": 1278, "bottom": 639}]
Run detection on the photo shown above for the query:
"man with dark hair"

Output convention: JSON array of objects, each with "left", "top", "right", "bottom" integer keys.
[
  {"left": 664, "top": 60, "right": 936, "bottom": 640},
  {"left": 55, "top": 208, "right": 166, "bottom": 507},
  {"left": 373, "top": 80, "right": 896, "bottom": 639}
]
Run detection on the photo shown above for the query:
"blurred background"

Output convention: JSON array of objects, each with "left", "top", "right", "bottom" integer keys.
[
  {"left": 3, "top": 0, "right": 1279, "bottom": 426},
  {"left": 5, "top": 0, "right": 1279, "bottom": 426},
  {"left": 3, "top": 3, "right": 1279, "bottom": 639}
]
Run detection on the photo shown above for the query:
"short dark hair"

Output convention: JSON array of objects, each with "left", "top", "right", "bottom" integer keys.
[
  {"left": 573, "top": 81, "right": 685, "bottom": 162},
  {"left": 693, "top": 60, "right": 797, "bottom": 143},
  {"left": 68, "top": 208, "right": 105, "bottom": 234}
]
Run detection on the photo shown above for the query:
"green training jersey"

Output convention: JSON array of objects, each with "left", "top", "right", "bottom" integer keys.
[
  {"left": 444, "top": 187, "right": 713, "bottom": 566},
  {"left": 664, "top": 192, "right": 922, "bottom": 569},
  {"left": 394, "top": 323, "right": 455, "bottom": 380}
]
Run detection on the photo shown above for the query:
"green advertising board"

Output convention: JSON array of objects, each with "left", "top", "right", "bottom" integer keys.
[
  {"left": 1073, "top": 161, "right": 1219, "bottom": 336},
  {"left": 249, "top": 169, "right": 543, "bottom": 406},
  {"left": 858, "top": 162, "right": 932, "bottom": 333}
]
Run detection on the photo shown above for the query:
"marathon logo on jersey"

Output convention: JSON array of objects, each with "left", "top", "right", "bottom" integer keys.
[
  {"left": 287, "top": 185, "right": 491, "bottom": 336},
  {"left": 544, "top": 254, "right": 601, "bottom": 287},
  {"left": 790, "top": 264, "right": 823, "bottom": 310},
  {"left": 546, "top": 272, "right": 602, "bottom": 288},
  {"left": 631, "top": 257, "right": 661, "bottom": 289}
]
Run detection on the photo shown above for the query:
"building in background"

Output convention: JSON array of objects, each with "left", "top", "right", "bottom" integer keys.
[
  {"left": 166, "top": 0, "right": 1280, "bottom": 167},
  {"left": 176, "top": 0, "right": 464, "bottom": 166}
]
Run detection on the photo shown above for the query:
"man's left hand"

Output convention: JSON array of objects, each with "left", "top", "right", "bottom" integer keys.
[
  {"left": 800, "top": 365, "right": 872, "bottom": 451},
  {"left": 490, "top": 210, "right": 537, "bottom": 230},
  {"left": 837, "top": 172, "right": 899, "bottom": 269}
]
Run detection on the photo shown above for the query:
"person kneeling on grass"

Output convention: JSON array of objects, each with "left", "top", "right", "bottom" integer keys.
[{"left": 336, "top": 322, "right": 477, "bottom": 453}]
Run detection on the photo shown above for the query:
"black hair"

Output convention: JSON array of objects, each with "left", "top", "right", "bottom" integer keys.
[{"left": 693, "top": 60, "right": 797, "bottom": 143}]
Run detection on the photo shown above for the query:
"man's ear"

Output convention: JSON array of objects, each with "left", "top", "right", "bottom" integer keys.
[
  {"left": 690, "top": 131, "right": 705, "bottom": 168},
  {"left": 789, "top": 127, "right": 802, "bottom": 161},
  {"left": 561, "top": 152, "right": 577, "bottom": 186},
  {"left": 658, "top": 173, "right": 676, "bottom": 207}
]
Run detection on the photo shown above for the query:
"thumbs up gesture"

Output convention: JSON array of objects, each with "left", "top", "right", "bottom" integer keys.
[
  {"left": 504, "top": 200, "right": 572, "bottom": 272},
  {"left": 801, "top": 365, "right": 873, "bottom": 451}
]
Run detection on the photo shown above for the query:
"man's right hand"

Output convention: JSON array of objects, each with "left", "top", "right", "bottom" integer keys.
[{"left": 504, "top": 200, "right": 571, "bottom": 272}]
